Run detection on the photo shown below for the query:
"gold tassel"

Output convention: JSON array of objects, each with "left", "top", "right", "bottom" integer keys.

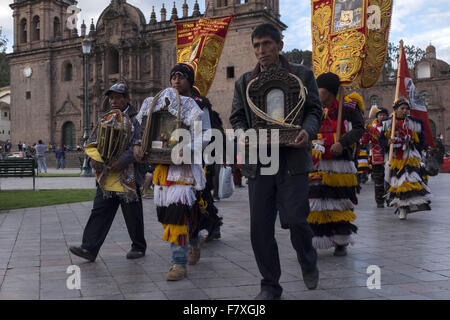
[
  {"left": 308, "top": 210, "right": 357, "bottom": 224},
  {"left": 162, "top": 224, "right": 189, "bottom": 245}
]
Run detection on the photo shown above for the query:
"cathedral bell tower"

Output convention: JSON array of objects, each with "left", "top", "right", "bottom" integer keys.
[{"left": 10, "top": 0, "right": 79, "bottom": 52}]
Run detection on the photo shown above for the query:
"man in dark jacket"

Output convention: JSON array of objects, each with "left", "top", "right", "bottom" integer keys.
[
  {"left": 69, "top": 83, "right": 147, "bottom": 262},
  {"left": 230, "top": 23, "right": 323, "bottom": 300}
]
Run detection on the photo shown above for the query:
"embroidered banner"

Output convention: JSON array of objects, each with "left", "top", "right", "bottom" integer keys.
[
  {"left": 175, "top": 16, "right": 233, "bottom": 96},
  {"left": 311, "top": 0, "right": 393, "bottom": 88}
]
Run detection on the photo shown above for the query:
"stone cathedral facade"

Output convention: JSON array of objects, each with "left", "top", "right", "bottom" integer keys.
[{"left": 8, "top": 0, "right": 285, "bottom": 148}]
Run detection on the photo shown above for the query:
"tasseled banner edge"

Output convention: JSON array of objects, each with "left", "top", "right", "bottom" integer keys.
[
  {"left": 162, "top": 224, "right": 189, "bottom": 246},
  {"left": 307, "top": 210, "right": 356, "bottom": 224}
]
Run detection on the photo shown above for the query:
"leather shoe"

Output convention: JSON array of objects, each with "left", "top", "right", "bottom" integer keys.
[
  {"left": 69, "top": 246, "right": 96, "bottom": 262},
  {"left": 302, "top": 265, "right": 319, "bottom": 290},
  {"left": 126, "top": 250, "right": 145, "bottom": 259},
  {"left": 254, "top": 290, "right": 281, "bottom": 300}
]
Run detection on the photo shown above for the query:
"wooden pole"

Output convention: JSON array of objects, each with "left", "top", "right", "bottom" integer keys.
[
  {"left": 388, "top": 39, "right": 404, "bottom": 164},
  {"left": 336, "top": 86, "right": 345, "bottom": 141}
]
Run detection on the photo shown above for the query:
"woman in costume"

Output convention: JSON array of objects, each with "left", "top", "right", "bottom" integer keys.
[
  {"left": 379, "top": 99, "right": 431, "bottom": 220},
  {"left": 308, "top": 72, "right": 365, "bottom": 257},
  {"left": 136, "top": 63, "right": 213, "bottom": 281}
]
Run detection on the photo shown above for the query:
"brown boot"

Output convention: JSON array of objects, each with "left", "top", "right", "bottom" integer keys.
[
  {"left": 166, "top": 264, "right": 187, "bottom": 281},
  {"left": 188, "top": 245, "right": 201, "bottom": 265}
]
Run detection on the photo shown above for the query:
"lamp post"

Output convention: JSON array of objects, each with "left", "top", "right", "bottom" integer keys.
[{"left": 81, "top": 37, "right": 94, "bottom": 177}]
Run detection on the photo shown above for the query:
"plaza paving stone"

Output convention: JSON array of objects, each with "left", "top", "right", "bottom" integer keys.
[{"left": 0, "top": 173, "right": 450, "bottom": 300}]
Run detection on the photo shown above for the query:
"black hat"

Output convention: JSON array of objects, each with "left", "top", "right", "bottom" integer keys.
[
  {"left": 170, "top": 63, "right": 195, "bottom": 87},
  {"left": 316, "top": 72, "right": 341, "bottom": 97},
  {"left": 376, "top": 107, "right": 389, "bottom": 117},
  {"left": 105, "top": 83, "right": 129, "bottom": 96},
  {"left": 393, "top": 98, "right": 410, "bottom": 110}
]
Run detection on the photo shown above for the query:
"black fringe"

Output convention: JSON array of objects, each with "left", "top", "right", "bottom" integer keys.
[
  {"left": 386, "top": 188, "right": 430, "bottom": 200},
  {"left": 390, "top": 165, "right": 422, "bottom": 179},
  {"left": 157, "top": 204, "right": 189, "bottom": 225},
  {"left": 309, "top": 222, "right": 358, "bottom": 237},
  {"left": 309, "top": 185, "right": 358, "bottom": 204}
]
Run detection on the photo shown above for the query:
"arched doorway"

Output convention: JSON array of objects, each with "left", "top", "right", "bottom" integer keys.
[{"left": 62, "top": 122, "right": 76, "bottom": 148}]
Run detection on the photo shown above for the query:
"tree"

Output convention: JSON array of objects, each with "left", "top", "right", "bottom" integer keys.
[
  {"left": 384, "top": 42, "right": 425, "bottom": 79},
  {"left": 0, "top": 27, "right": 10, "bottom": 87},
  {"left": 283, "top": 49, "right": 312, "bottom": 68}
]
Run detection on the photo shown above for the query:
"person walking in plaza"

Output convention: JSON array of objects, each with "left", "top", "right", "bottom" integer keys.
[
  {"left": 135, "top": 63, "right": 213, "bottom": 281},
  {"left": 34, "top": 140, "right": 48, "bottom": 174},
  {"left": 55, "top": 144, "right": 65, "bottom": 169},
  {"left": 230, "top": 23, "right": 322, "bottom": 300},
  {"left": 362, "top": 107, "right": 389, "bottom": 207},
  {"left": 69, "top": 83, "right": 147, "bottom": 262},
  {"left": 308, "top": 72, "right": 365, "bottom": 257},
  {"left": 379, "top": 99, "right": 431, "bottom": 220}
]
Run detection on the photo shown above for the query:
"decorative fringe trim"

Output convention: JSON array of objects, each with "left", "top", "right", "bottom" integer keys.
[
  {"left": 316, "top": 160, "right": 358, "bottom": 174},
  {"left": 332, "top": 234, "right": 354, "bottom": 246},
  {"left": 312, "top": 236, "right": 334, "bottom": 250},
  {"left": 308, "top": 210, "right": 356, "bottom": 224},
  {"left": 388, "top": 171, "right": 423, "bottom": 189},
  {"left": 389, "top": 195, "right": 431, "bottom": 208},
  {"left": 309, "top": 172, "right": 358, "bottom": 187},
  {"left": 167, "top": 165, "right": 195, "bottom": 185},
  {"left": 166, "top": 185, "right": 196, "bottom": 207},
  {"left": 191, "top": 164, "right": 206, "bottom": 191},
  {"left": 153, "top": 165, "right": 169, "bottom": 186},
  {"left": 154, "top": 185, "right": 169, "bottom": 207},
  {"left": 388, "top": 181, "right": 425, "bottom": 194},
  {"left": 162, "top": 224, "right": 189, "bottom": 246},
  {"left": 390, "top": 157, "right": 420, "bottom": 171},
  {"left": 309, "top": 198, "right": 354, "bottom": 212}
]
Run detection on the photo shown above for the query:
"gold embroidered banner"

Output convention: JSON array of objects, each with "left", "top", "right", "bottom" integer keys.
[
  {"left": 311, "top": 0, "right": 393, "bottom": 88},
  {"left": 175, "top": 16, "right": 233, "bottom": 96}
]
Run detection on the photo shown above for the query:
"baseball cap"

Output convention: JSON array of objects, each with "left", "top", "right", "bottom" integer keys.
[{"left": 105, "top": 83, "right": 129, "bottom": 96}]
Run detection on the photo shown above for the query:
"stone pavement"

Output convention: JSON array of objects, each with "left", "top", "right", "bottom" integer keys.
[{"left": 1, "top": 174, "right": 450, "bottom": 300}]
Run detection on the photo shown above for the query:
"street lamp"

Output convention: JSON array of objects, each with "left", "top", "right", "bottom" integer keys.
[{"left": 81, "top": 37, "right": 94, "bottom": 177}]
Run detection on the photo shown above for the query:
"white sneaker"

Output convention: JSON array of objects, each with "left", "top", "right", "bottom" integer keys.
[{"left": 398, "top": 208, "right": 407, "bottom": 220}]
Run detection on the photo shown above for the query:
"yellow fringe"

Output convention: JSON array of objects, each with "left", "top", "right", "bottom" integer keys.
[
  {"left": 308, "top": 210, "right": 356, "bottom": 224},
  {"left": 388, "top": 181, "right": 424, "bottom": 194},
  {"left": 345, "top": 92, "right": 365, "bottom": 112},
  {"left": 153, "top": 165, "right": 169, "bottom": 186},
  {"left": 162, "top": 224, "right": 189, "bottom": 245},
  {"left": 309, "top": 172, "right": 357, "bottom": 187},
  {"left": 359, "top": 152, "right": 369, "bottom": 157},
  {"left": 412, "top": 131, "right": 419, "bottom": 143},
  {"left": 390, "top": 157, "right": 420, "bottom": 170}
]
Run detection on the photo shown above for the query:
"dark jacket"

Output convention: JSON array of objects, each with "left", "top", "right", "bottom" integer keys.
[{"left": 229, "top": 56, "right": 323, "bottom": 178}]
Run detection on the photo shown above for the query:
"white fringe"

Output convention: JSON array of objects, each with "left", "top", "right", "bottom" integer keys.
[
  {"left": 312, "top": 236, "right": 334, "bottom": 250},
  {"left": 166, "top": 185, "right": 197, "bottom": 207},
  {"left": 167, "top": 165, "right": 195, "bottom": 185},
  {"left": 154, "top": 185, "right": 169, "bottom": 207},
  {"left": 309, "top": 198, "right": 354, "bottom": 212},
  {"left": 317, "top": 160, "right": 357, "bottom": 174},
  {"left": 389, "top": 195, "right": 431, "bottom": 208},
  {"left": 331, "top": 234, "right": 354, "bottom": 246},
  {"left": 389, "top": 171, "right": 423, "bottom": 188}
]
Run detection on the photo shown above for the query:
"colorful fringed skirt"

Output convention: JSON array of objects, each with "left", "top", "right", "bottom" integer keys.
[
  {"left": 308, "top": 159, "right": 358, "bottom": 249},
  {"left": 385, "top": 149, "right": 431, "bottom": 215}
]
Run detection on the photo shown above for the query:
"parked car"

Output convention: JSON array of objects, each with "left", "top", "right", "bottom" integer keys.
[{"left": 6, "top": 152, "right": 24, "bottom": 159}]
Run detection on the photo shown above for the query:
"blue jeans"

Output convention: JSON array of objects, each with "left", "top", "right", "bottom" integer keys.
[
  {"left": 170, "top": 232, "right": 201, "bottom": 267},
  {"left": 56, "top": 158, "right": 65, "bottom": 169},
  {"left": 37, "top": 156, "right": 47, "bottom": 173}
]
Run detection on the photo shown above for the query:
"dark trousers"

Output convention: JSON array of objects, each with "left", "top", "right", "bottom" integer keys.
[
  {"left": 213, "top": 164, "right": 221, "bottom": 198},
  {"left": 81, "top": 186, "right": 147, "bottom": 257},
  {"left": 372, "top": 164, "right": 385, "bottom": 205},
  {"left": 248, "top": 156, "right": 317, "bottom": 296}
]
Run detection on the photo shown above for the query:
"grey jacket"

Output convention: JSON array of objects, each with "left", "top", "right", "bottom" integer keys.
[{"left": 229, "top": 56, "right": 323, "bottom": 178}]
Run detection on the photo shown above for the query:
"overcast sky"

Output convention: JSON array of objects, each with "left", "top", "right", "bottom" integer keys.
[{"left": 1, "top": 0, "right": 450, "bottom": 63}]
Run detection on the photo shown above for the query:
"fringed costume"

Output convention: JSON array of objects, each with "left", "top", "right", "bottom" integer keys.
[
  {"left": 356, "top": 143, "right": 371, "bottom": 186},
  {"left": 308, "top": 89, "right": 365, "bottom": 251},
  {"left": 380, "top": 115, "right": 431, "bottom": 217}
]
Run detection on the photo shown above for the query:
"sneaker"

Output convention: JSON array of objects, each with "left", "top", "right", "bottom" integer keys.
[
  {"left": 333, "top": 245, "right": 347, "bottom": 257},
  {"left": 188, "top": 246, "right": 201, "bottom": 265},
  {"left": 398, "top": 208, "right": 407, "bottom": 220},
  {"left": 166, "top": 264, "right": 187, "bottom": 281}
]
